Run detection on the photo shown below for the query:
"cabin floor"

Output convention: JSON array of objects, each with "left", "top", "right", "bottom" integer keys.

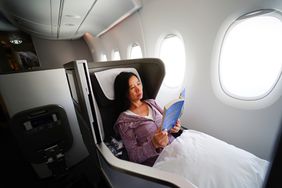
[{"left": 0, "top": 119, "right": 110, "bottom": 188}]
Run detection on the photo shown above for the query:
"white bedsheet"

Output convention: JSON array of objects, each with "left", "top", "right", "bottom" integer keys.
[{"left": 153, "top": 130, "right": 269, "bottom": 188}]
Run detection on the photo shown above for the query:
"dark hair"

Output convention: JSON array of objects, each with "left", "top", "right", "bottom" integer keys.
[{"left": 114, "top": 72, "right": 139, "bottom": 114}]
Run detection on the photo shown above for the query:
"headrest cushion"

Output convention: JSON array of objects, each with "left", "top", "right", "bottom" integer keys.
[{"left": 94, "top": 68, "right": 140, "bottom": 100}]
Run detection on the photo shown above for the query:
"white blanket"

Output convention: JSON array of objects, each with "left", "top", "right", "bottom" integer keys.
[{"left": 153, "top": 130, "right": 269, "bottom": 188}]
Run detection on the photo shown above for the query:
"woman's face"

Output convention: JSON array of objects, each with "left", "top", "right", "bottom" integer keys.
[{"left": 128, "top": 75, "right": 143, "bottom": 102}]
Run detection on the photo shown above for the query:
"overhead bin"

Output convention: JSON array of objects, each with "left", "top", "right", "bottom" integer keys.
[{"left": 0, "top": 0, "right": 142, "bottom": 39}]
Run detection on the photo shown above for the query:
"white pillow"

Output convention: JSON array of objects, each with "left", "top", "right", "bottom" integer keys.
[{"left": 94, "top": 68, "right": 140, "bottom": 100}]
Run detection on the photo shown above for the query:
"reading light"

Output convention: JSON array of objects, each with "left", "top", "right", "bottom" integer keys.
[
  {"left": 9, "top": 33, "right": 23, "bottom": 45},
  {"left": 10, "top": 39, "right": 22, "bottom": 44}
]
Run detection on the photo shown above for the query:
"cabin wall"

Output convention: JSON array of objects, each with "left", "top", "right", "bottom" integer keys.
[
  {"left": 91, "top": 12, "right": 145, "bottom": 61},
  {"left": 32, "top": 37, "right": 93, "bottom": 69},
  {"left": 87, "top": 0, "right": 282, "bottom": 160}
]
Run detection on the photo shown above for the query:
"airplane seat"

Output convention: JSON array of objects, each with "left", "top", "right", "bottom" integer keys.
[
  {"left": 10, "top": 104, "right": 73, "bottom": 178},
  {"left": 63, "top": 59, "right": 196, "bottom": 188},
  {"left": 88, "top": 59, "right": 165, "bottom": 160},
  {"left": 89, "top": 68, "right": 139, "bottom": 160}
]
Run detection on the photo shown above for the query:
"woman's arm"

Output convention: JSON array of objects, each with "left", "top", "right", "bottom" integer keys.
[{"left": 117, "top": 123, "right": 160, "bottom": 164}]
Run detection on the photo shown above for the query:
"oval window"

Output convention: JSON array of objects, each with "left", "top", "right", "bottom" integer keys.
[
  {"left": 100, "top": 53, "right": 107, "bottom": 61},
  {"left": 219, "top": 10, "right": 282, "bottom": 100},
  {"left": 159, "top": 34, "right": 186, "bottom": 88},
  {"left": 130, "top": 43, "right": 143, "bottom": 59},
  {"left": 112, "top": 50, "right": 121, "bottom": 60}
]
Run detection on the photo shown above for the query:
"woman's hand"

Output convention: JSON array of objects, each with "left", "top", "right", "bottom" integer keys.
[
  {"left": 170, "top": 119, "right": 181, "bottom": 133},
  {"left": 152, "top": 128, "right": 169, "bottom": 148}
]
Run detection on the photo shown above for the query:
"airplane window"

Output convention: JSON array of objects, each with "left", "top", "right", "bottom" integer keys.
[
  {"left": 112, "top": 50, "right": 121, "bottom": 60},
  {"left": 130, "top": 43, "right": 143, "bottom": 59},
  {"left": 159, "top": 34, "right": 186, "bottom": 88},
  {"left": 100, "top": 53, "right": 107, "bottom": 61},
  {"left": 219, "top": 10, "right": 282, "bottom": 100}
]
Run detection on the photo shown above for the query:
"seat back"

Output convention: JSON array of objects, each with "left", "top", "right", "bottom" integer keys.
[{"left": 88, "top": 58, "right": 165, "bottom": 142}]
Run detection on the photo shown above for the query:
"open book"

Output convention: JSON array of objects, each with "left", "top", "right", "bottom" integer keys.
[{"left": 161, "top": 89, "right": 186, "bottom": 131}]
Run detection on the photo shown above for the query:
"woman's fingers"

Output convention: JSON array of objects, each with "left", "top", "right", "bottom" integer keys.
[
  {"left": 170, "top": 119, "right": 181, "bottom": 133},
  {"left": 153, "top": 131, "right": 169, "bottom": 148}
]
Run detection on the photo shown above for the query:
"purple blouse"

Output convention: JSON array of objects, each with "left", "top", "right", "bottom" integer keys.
[{"left": 114, "top": 99, "right": 174, "bottom": 166}]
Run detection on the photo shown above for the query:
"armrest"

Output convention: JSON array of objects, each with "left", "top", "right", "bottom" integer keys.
[{"left": 96, "top": 142, "right": 196, "bottom": 188}]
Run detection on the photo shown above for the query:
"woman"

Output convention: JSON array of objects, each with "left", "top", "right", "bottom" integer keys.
[{"left": 114, "top": 72, "right": 181, "bottom": 166}]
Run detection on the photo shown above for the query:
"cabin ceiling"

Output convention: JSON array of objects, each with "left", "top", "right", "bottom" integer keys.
[{"left": 0, "top": 0, "right": 142, "bottom": 40}]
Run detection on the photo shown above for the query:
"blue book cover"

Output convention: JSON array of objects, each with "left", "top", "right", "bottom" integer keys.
[{"left": 161, "top": 98, "right": 185, "bottom": 131}]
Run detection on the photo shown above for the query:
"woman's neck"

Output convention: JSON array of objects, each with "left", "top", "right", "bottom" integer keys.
[
  {"left": 129, "top": 100, "right": 149, "bottom": 116},
  {"left": 130, "top": 100, "right": 143, "bottom": 109}
]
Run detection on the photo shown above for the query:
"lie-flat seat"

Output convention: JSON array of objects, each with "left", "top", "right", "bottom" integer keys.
[
  {"left": 63, "top": 58, "right": 196, "bottom": 188},
  {"left": 90, "top": 67, "right": 142, "bottom": 141},
  {"left": 88, "top": 58, "right": 164, "bottom": 139},
  {"left": 89, "top": 67, "right": 143, "bottom": 159}
]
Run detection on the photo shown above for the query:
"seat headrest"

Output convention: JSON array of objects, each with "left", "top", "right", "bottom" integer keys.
[{"left": 94, "top": 67, "right": 140, "bottom": 100}]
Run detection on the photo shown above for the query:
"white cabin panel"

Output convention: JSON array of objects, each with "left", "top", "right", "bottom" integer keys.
[{"left": 88, "top": 0, "right": 282, "bottom": 160}]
